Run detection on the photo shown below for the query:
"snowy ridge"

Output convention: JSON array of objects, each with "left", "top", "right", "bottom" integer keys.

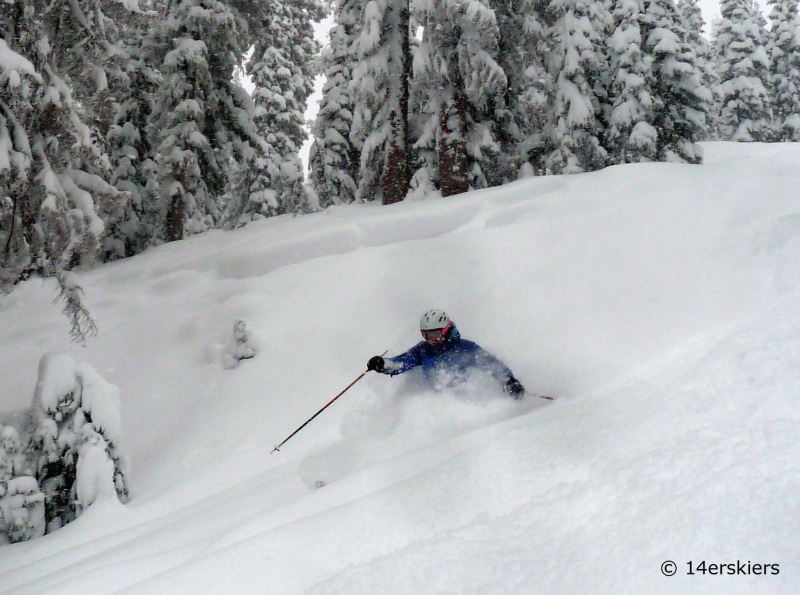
[
  {"left": 102, "top": 174, "right": 568, "bottom": 285},
  {"left": 1, "top": 143, "right": 799, "bottom": 594}
]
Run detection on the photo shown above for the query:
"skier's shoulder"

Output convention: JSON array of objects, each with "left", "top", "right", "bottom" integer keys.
[
  {"left": 412, "top": 340, "right": 430, "bottom": 353},
  {"left": 454, "top": 338, "right": 483, "bottom": 353},
  {"left": 394, "top": 340, "right": 428, "bottom": 360}
]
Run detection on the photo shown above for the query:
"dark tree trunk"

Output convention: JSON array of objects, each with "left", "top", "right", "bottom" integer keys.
[
  {"left": 166, "top": 194, "right": 184, "bottom": 242},
  {"left": 382, "top": 112, "right": 408, "bottom": 205},
  {"left": 438, "top": 68, "right": 469, "bottom": 197},
  {"left": 381, "top": 0, "right": 411, "bottom": 205}
]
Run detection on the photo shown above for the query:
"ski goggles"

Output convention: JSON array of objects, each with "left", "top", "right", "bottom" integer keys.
[{"left": 421, "top": 322, "right": 451, "bottom": 342}]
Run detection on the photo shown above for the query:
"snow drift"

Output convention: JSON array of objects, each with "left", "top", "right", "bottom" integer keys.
[{"left": 0, "top": 142, "right": 798, "bottom": 594}]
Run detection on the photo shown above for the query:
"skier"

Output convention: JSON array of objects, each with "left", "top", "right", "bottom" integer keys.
[{"left": 367, "top": 310, "right": 527, "bottom": 398}]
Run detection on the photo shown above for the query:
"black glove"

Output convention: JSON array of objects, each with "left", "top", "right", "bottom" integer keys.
[
  {"left": 505, "top": 376, "right": 526, "bottom": 399},
  {"left": 367, "top": 355, "right": 385, "bottom": 373}
]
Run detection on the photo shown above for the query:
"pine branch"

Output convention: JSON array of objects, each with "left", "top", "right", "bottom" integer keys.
[{"left": 52, "top": 271, "right": 98, "bottom": 344}]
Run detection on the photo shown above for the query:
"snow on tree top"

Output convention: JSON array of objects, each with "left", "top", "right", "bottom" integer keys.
[
  {"left": 31, "top": 354, "right": 124, "bottom": 444},
  {"left": 6, "top": 476, "right": 41, "bottom": 497},
  {"left": 1, "top": 426, "right": 19, "bottom": 445},
  {"left": 78, "top": 364, "right": 123, "bottom": 443},
  {"left": 33, "top": 354, "right": 80, "bottom": 415}
]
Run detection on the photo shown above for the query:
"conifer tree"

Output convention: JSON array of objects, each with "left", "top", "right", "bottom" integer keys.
[
  {"left": 0, "top": 426, "right": 23, "bottom": 485},
  {"left": 489, "top": 0, "right": 552, "bottom": 180},
  {"left": 351, "top": 0, "right": 413, "bottom": 203},
  {"left": 677, "top": 0, "right": 718, "bottom": 139},
  {"left": 28, "top": 354, "right": 129, "bottom": 535},
  {"left": 21, "top": 0, "right": 136, "bottom": 156},
  {"left": 641, "top": 0, "right": 709, "bottom": 162},
  {"left": 104, "top": 28, "right": 162, "bottom": 258},
  {"left": 0, "top": 476, "right": 45, "bottom": 543},
  {"left": 381, "top": 0, "right": 412, "bottom": 205},
  {"left": 767, "top": 0, "right": 800, "bottom": 140},
  {"left": 233, "top": 0, "right": 324, "bottom": 222},
  {"left": 0, "top": 1, "right": 131, "bottom": 341},
  {"left": 714, "top": 0, "right": 773, "bottom": 141},
  {"left": 545, "top": 0, "right": 612, "bottom": 173},
  {"left": 310, "top": 0, "right": 363, "bottom": 207},
  {"left": 606, "top": 0, "right": 657, "bottom": 163},
  {"left": 146, "top": 0, "right": 253, "bottom": 241},
  {"left": 0, "top": 425, "right": 35, "bottom": 543},
  {"left": 414, "top": 0, "right": 506, "bottom": 195}
]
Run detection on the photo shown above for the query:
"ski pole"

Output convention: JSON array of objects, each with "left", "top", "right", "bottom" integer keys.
[{"left": 271, "top": 353, "right": 386, "bottom": 453}]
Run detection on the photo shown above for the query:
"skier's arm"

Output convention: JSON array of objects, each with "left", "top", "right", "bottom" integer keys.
[
  {"left": 471, "top": 344, "right": 525, "bottom": 397},
  {"left": 367, "top": 344, "right": 424, "bottom": 376},
  {"left": 383, "top": 344, "right": 425, "bottom": 376},
  {"left": 471, "top": 345, "right": 514, "bottom": 382}
]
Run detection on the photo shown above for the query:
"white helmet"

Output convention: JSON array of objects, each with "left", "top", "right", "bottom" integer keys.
[{"left": 420, "top": 309, "right": 450, "bottom": 331}]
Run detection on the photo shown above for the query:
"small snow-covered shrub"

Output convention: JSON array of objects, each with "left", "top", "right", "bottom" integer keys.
[
  {"left": 222, "top": 320, "right": 258, "bottom": 369},
  {"left": 0, "top": 424, "right": 41, "bottom": 543},
  {"left": 0, "top": 476, "right": 45, "bottom": 543},
  {"left": 0, "top": 426, "right": 23, "bottom": 483},
  {"left": 26, "top": 354, "right": 129, "bottom": 533}
]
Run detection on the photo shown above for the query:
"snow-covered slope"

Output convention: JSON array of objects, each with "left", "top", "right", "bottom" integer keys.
[{"left": 1, "top": 143, "right": 799, "bottom": 594}]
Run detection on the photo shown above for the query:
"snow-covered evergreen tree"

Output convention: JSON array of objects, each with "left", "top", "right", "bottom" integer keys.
[
  {"left": 146, "top": 0, "right": 254, "bottom": 241},
  {"left": 414, "top": 0, "right": 507, "bottom": 195},
  {"left": 489, "top": 0, "right": 552, "bottom": 180},
  {"left": 351, "top": 0, "right": 414, "bottom": 202},
  {"left": 103, "top": 18, "right": 163, "bottom": 259},
  {"left": 640, "top": 0, "right": 709, "bottom": 162},
  {"left": 714, "top": 0, "right": 773, "bottom": 141},
  {"left": 13, "top": 0, "right": 138, "bottom": 163},
  {"left": 545, "top": 0, "right": 612, "bottom": 173},
  {"left": 605, "top": 0, "right": 708, "bottom": 164},
  {"left": 28, "top": 354, "right": 129, "bottom": 533},
  {"left": 1, "top": 354, "right": 128, "bottom": 543},
  {"left": 606, "top": 0, "right": 657, "bottom": 163},
  {"left": 381, "top": 0, "right": 413, "bottom": 205},
  {"left": 310, "top": 0, "right": 364, "bottom": 207},
  {"left": 767, "top": 0, "right": 800, "bottom": 140},
  {"left": 677, "top": 0, "right": 718, "bottom": 139},
  {"left": 230, "top": 0, "right": 325, "bottom": 223},
  {"left": 23, "top": 1, "right": 155, "bottom": 262},
  {"left": 0, "top": 2, "right": 134, "bottom": 341}
]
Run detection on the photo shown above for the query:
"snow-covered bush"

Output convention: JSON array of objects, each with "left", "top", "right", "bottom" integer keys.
[
  {"left": 223, "top": 320, "right": 259, "bottom": 370},
  {"left": 0, "top": 425, "right": 23, "bottom": 483},
  {"left": 0, "top": 476, "right": 45, "bottom": 544},
  {"left": 0, "top": 424, "right": 42, "bottom": 543},
  {"left": 28, "top": 354, "right": 129, "bottom": 533}
]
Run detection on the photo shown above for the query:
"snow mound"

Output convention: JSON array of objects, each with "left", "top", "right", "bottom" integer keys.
[{"left": 0, "top": 143, "right": 799, "bottom": 594}]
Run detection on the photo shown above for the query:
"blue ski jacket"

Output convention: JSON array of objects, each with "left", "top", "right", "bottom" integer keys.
[{"left": 381, "top": 323, "right": 514, "bottom": 386}]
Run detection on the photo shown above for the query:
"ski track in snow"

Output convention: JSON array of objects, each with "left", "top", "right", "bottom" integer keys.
[{"left": 1, "top": 143, "right": 800, "bottom": 594}]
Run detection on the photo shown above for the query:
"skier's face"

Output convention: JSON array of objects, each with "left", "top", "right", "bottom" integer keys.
[{"left": 422, "top": 327, "right": 447, "bottom": 346}]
